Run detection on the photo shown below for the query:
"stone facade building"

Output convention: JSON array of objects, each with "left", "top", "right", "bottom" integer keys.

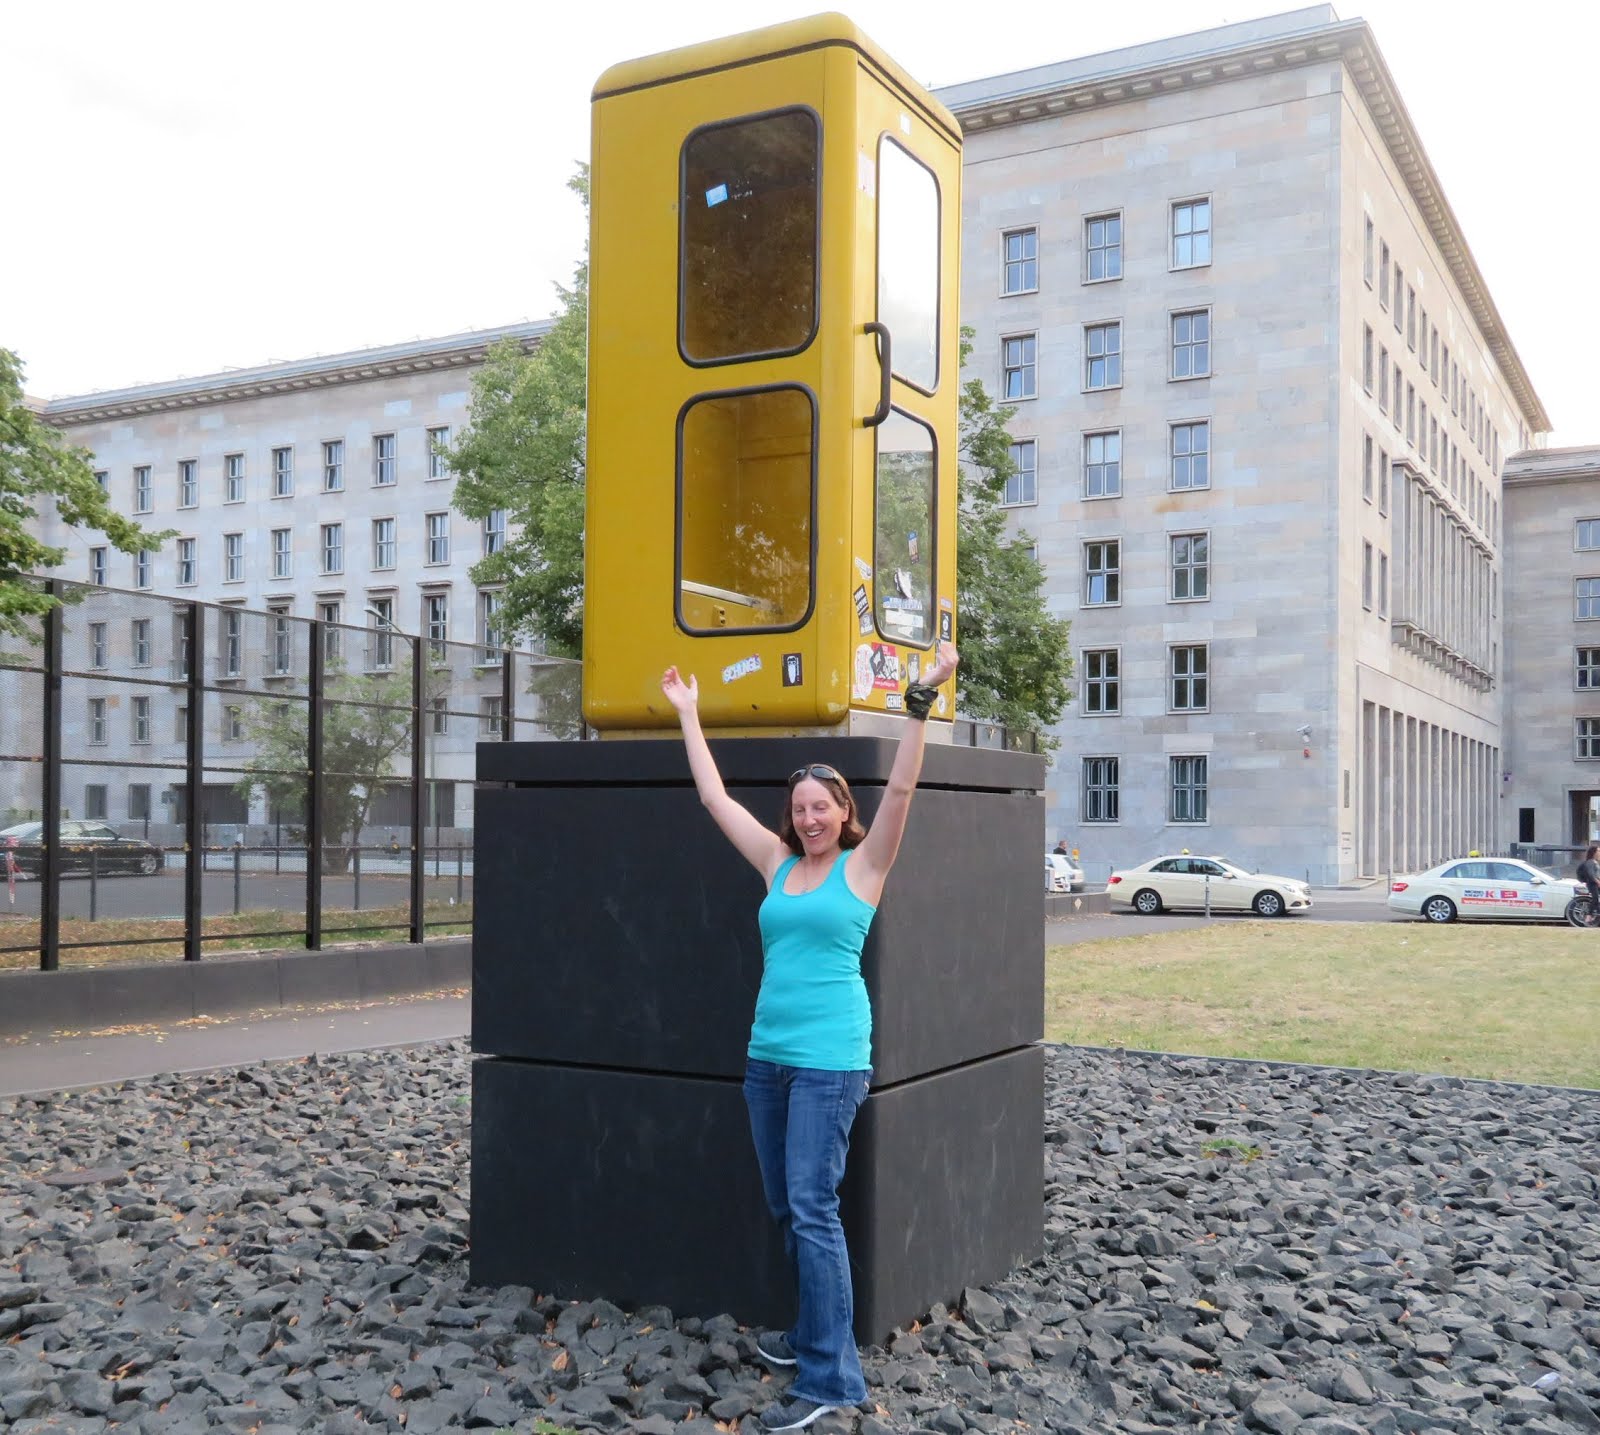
[
  {"left": 1502, "top": 447, "right": 1600, "bottom": 853},
  {"left": 934, "top": 6, "right": 1549, "bottom": 882}
]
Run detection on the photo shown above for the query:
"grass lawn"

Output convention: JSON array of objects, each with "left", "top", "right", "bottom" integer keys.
[{"left": 1047, "top": 919, "right": 1600, "bottom": 1090}]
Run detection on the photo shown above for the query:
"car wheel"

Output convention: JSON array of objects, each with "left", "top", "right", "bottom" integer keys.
[
  {"left": 1252, "top": 890, "right": 1285, "bottom": 918},
  {"left": 138, "top": 852, "right": 160, "bottom": 876},
  {"left": 1422, "top": 895, "right": 1457, "bottom": 924},
  {"left": 1132, "top": 888, "right": 1163, "bottom": 916}
]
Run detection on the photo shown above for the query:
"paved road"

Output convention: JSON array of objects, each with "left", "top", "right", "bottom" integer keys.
[
  {"left": 1051, "top": 886, "right": 1395, "bottom": 939},
  {"left": 2, "top": 867, "right": 474, "bottom": 922}
]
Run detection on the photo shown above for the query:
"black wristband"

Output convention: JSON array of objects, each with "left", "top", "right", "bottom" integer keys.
[{"left": 904, "top": 683, "right": 938, "bottom": 721}]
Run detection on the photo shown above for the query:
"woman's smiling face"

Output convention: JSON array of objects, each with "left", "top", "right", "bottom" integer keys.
[{"left": 790, "top": 777, "right": 848, "bottom": 855}]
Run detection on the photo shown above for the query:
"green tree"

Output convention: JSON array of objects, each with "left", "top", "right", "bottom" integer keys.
[
  {"left": 235, "top": 659, "right": 415, "bottom": 872},
  {"left": 448, "top": 168, "right": 589, "bottom": 659},
  {"left": 953, "top": 329, "right": 1074, "bottom": 745},
  {"left": 1, "top": 347, "right": 172, "bottom": 635}
]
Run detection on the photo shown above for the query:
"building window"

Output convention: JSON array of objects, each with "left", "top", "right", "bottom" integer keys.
[
  {"left": 223, "top": 532, "right": 243, "bottom": 583},
  {"left": 427, "top": 426, "right": 451, "bottom": 479},
  {"left": 1001, "top": 227, "right": 1038, "bottom": 295},
  {"left": 1083, "top": 321, "right": 1122, "bottom": 391},
  {"left": 484, "top": 509, "right": 506, "bottom": 556},
  {"left": 368, "top": 598, "right": 394, "bottom": 670},
  {"left": 93, "top": 469, "right": 108, "bottom": 494},
  {"left": 89, "top": 621, "right": 108, "bottom": 669},
  {"left": 1430, "top": 328, "right": 1440, "bottom": 385},
  {"left": 324, "top": 440, "right": 344, "bottom": 492},
  {"left": 1577, "top": 648, "right": 1600, "bottom": 689},
  {"left": 133, "top": 465, "right": 152, "bottom": 514},
  {"left": 1379, "top": 448, "right": 1389, "bottom": 515},
  {"left": 425, "top": 592, "right": 449, "bottom": 661},
  {"left": 1170, "top": 755, "right": 1208, "bottom": 822},
  {"left": 1378, "top": 347, "right": 1388, "bottom": 414},
  {"left": 271, "top": 528, "right": 292, "bottom": 579},
  {"left": 1577, "top": 519, "right": 1600, "bottom": 551},
  {"left": 178, "top": 459, "right": 197, "bottom": 508},
  {"left": 269, "top": 608, "right": 293, "bottom": 676},
  {"left": 372, "top": 517, "right": 396, "bottom": 570},
  {"left": 1082, "top": 649, "right": 1119, "bottom": 715},
  {"left": 1578, "top": 579, "right": 1600, "bottom": 620},
  {"left": 374, "top": 433, "right": 397, "bottom": 485},
  {"left": 1170, "top": 645, "right": 1208, "bottom": 711},
  {"left": 479, "top": 590, "right": 503, "bottom": 663},
  {"left": 426, "top": 511, "right": 450, "bottom": 564},
  {"left": 128, "top": 784, "right": 151, "bottom": 822},
  {"left": 177, "top": 537, "right": 196, "bottom": 587},
  {"left": 321, "top": 522, "right": 343, "bottom": 574},
  {"left": 132, "top": 695, "right": 151, "bottom": 745},
  {"left": 1083, "top": 430, "right": 1121, "bottom": 499},
  {"left": 1362, "top": 433, "right": 1374, "bottom": 503},
  {"left": 1363, "top": 216, "right": 1374, "bottom": 286},
  {"left": 135, "top": 549, "right": 151, "bottom": 589},
  {"left": 481, "top": 695, "right": 504, "bottom": 738},
  {"left": 1083, "top": 756, "right": 1119, "bottom": 823},
  {"left": 1378, "top": 241, "right": 1390, "bottom": 308},
  {"left": 88, "top": 697, "right": 108, "bottom": 745},
  {"left": 997, "top": 438, "right": 1038, "bottom": 508},
  {"left": 1362, "top": 540, "right": 1374, "bottom": 610},
  {"left": 225, "top": 705, "right": 245, "bottom": 742},
  {"left": 1084, "top": 213, "right": 1121, "bottom": 282},
  {"left": 1392, "top": 361, "right": 1403, "bottom": 434},
  {"left": 1170, "top": 310, "right": 1211, "bottom": 380},
  {"left": 174, "top": 702, "right": 189, "bottom": 745},
  {"left": 1361, "top": 325, "right": 1373, "bottom": 393},
  {"left": 317, "top": 601, "right": 342, "bottom": 665},
  {"left": 131, "top": 618, "right": 151, "bottom": 667},
  {"left": 1579, "top": 719, "right": 1600, "bottom": 760},
  {"left": 90, "top": 547, "right": 107, "bottom": 585},
  {"left": 225, "top": 453, "right": 244, "bottom": 503},
  {"left": 1002, "top": 334, "right": 1037, "bottom": 400},
  {"left": 222, "top": 609, "right": 242, "bottom": 678},
  {"left": 273, "top": 446, "right": 293, "bottom": 497},
  {"left": 83, "top": 784, "right": 107, "bottom": 820},
  {"left": 1083, "top": 540, "right": 1120, "bottom": 606},
  {"left": 1170, "top": 421, "right": 1209, "bottom": 491},
  {"left": 1406, "top": 384, "right": 1415, "bottom": 446},
  {"left": 430, "top": 695, "right": 449, "bottom": 736},
  {"left": 1405, "top": 285, "right": 1416, "bottom": 350},
  {"left": 1392, "top": 262, "right": 1404, "bottom": 333},
  {"left": 1379, "top": 551, "right": 1388, "bottom": 618},
  {"left": 1171, "top": 198, "right": 1211, "bottom": 268},
  {"left": 1170, "top": 532, "right": 1209, "bottom": 601}
]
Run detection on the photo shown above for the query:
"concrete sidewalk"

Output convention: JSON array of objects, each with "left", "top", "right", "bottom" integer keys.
[{"left": 0, "top": 988, "right": 469, "bottom": 1100}]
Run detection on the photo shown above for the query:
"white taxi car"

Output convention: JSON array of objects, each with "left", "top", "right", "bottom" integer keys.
[
  {"left": 1388, "top": 857, "right": 1580, "bottom": 923},
  {"left": 1107, "top": 855, "right": 1312, "bottom": 917}
]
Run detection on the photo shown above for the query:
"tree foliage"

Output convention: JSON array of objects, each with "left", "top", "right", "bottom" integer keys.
[
  {"left": 235, "top": 662, "right": 414, "bottom": 870},
  {"left": 953, "top": 329, "right": 1074, "bottom": 745},
  {"left": 0, "top": 348, "right": 172, "bottom": 635},
  {"left": 448, "top": 169, "right": 589, "bottom": 659}
]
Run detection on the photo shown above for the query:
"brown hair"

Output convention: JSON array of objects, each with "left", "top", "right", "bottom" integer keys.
[{"left": 778, "top": 767, "right": 866, "bottom": 854}]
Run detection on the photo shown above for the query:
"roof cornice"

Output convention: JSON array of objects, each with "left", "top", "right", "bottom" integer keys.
[
  {"left": 40, "top": 321, "right": 553, "bottom": 427},
  {"left": 940, "top": 18, "right": 1551, "bottom": 433},
  {"left": 1502, "top": 447, "right": 1600, "bottom": 488}
]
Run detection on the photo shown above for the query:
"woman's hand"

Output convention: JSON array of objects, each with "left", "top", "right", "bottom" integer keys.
[
  {"left": 661, "top": 665, "right": 699, "bottom": 715},
  {"left": 922, "top": 641, "right": 958, "bottom": 689}
]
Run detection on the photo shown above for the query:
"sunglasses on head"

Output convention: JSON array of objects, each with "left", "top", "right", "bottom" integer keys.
[{"left": 789, "top": 764, "right": 842, "bottom": 785}]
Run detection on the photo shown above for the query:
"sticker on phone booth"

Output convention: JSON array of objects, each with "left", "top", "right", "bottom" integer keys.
[
  {"left": 869, "top": 643, "right": 901, "bottom": 690},
  {"left": 854, "top": 556, "right": 873, "bottom": 582},
  {"left": 939, "top": 610, "right": 953, "bottom": 642},
  {"left": 705, "top": 183, "right": 729, "bottom": 207},
  {"left": 907, "top": 652, "right": 921, "bottom": 683},
  {"left": 721, "top": 654, "right": 761, "bottom": 684},
  {"left": 853, "top": 644, "right": 874, "bottom": 701},
  {"left": 907, "top": 531, "right": 919, "bottom": 561},
  {"left": 885, "top": 692, "right": 904, "bottom": 712},
  {"left": 853, "top": 584, "right": 873, "bottom": 635},
  {"left": 781, "top": 654, "right": 803, "bottom": 687}
]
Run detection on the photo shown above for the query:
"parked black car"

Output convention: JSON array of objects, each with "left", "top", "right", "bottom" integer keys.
[{"left": 0, "top": 821, "right": 165, "bottom": 876}]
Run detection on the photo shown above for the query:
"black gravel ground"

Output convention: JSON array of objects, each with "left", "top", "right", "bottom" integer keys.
[{"left": 2, "top": 1042, "right": 1597, "bottom": 1434}]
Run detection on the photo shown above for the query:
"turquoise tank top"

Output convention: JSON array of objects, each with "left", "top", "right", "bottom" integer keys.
[{"left": 748, "top": 851, "right": 875, "bottom": 1071}]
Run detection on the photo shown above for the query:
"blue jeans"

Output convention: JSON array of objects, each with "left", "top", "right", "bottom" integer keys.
[{"left": 743, "top": 1058, "right": 871, "bottom": 1407}]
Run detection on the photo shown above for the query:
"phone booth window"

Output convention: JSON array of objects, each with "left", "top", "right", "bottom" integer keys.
[
  {"left": 681, "top": 109, "right": 819, "bottom": 364},
  {"left": 874, "top": 409, "right": 935, "bottom": 646},
  {"left": 877, "top": 139, "right": 940, "bottom": 393},
  {"left": 677, "top": 386, "right": 816, "bottom": 633}
]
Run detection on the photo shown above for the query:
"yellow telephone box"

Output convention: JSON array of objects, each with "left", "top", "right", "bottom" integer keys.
[{"left": 583, "top": 13, "right": 962, "bottom": 733}]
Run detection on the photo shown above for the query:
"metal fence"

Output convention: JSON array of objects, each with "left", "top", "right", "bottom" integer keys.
[{"left": 1, "top": 579, "right": 580, "bottom": 972}]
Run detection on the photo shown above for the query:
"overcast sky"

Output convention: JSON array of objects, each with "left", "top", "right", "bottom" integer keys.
[{"left": 6, "top": 0, "right": 1593, "bottom": 443}]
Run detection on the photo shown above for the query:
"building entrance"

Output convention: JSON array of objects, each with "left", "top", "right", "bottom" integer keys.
[{"left": 1569, "top": 791, "right": 1600, "bottom": 845}]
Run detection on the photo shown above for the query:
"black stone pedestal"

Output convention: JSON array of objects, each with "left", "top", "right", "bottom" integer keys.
[{"left": 471, "top": 736, "right": 1045, "bottom": 1341}]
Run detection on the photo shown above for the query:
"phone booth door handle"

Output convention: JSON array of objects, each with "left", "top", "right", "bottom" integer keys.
[{"left": 862, "top": 322, "right": 892, "bottom": 428}]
